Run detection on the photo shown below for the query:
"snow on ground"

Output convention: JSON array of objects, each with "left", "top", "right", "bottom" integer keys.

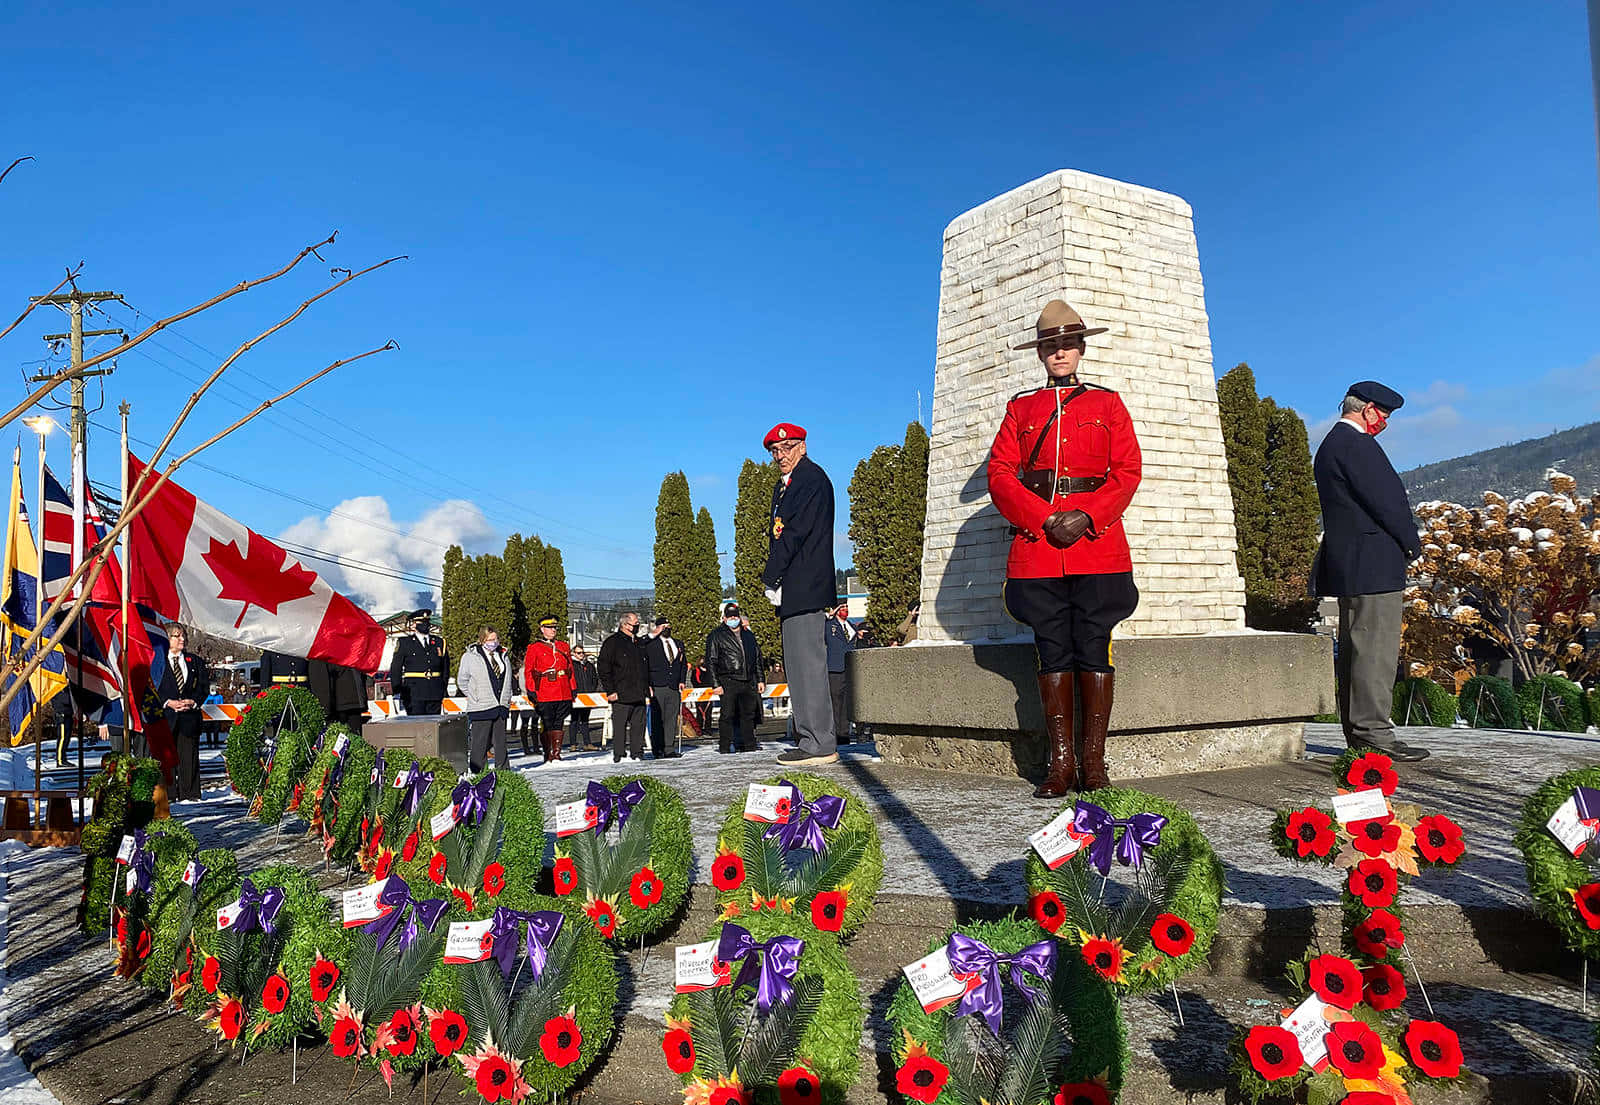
[{"left": 0, "top": 756, "right": 63, "bottom": 1105}]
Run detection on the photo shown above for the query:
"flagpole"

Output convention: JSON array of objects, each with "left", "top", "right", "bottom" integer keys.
[
  {"left": 119, "top": 403, "right": 131, "bottom": 756},
  {"left": 72, "top": 437, "right": 86, "bottom": 825},
  {"left": 32, "top": 427, "right": 45, "bottom": 830}
]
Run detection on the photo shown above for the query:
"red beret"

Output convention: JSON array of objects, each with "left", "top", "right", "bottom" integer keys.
[{"left": 763, "top": 422, "right": 807, "bottom": 448}]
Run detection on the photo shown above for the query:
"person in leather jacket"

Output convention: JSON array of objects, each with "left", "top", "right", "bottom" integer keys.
[{"left": 704, "top": 602, "right": 765, "bottom": 753}]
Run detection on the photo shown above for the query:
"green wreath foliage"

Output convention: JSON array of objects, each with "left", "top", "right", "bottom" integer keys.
[
  {"left": 1458, "top": 674, "right": 1520, "bottom": 728},
  {"left": 156, "top": 846, "right": 240, "bottom": 1009},
  {"left": 1515, "top": 765, "right": 1600, "bottom": 959},
  {"left": 667, "top": 910, "right": 862, "bottom": 1104},
  {"left": 123, "top": 819, "right": 199, "bottom": 989},
  {"left": 1519, "top": 673, "right": 1587, "bottom": 733},
  {"left": 556, "top": 775, "right": 691, "bottom": 942},
  {"left": 300, "top": 724, "right": 368, "bottom": 860},
  {"left": 223, "top": 687, "right": 324, "bottom": 798},
  {"left": 403, "top": 769, "right": 546, "bottom": 917},
  {"left": 79, "top": 755, "right": 165, "bottom": 932},
  {"left": 1588, "top": 686, "right": 1600, "bottom": 728},
  {"left": 1390, "top": 677, "right": 1456, "bottom": 727},
  {"left": 886, "top": 916, "right": 1128, "bottom": 1105},
  {"left": 371, "top": 750, "right": 456, "bottom": 869},
  {"left": 256, "top": 722, "right": 317, "bottom": 827},
  {"left": 712, "top": 771, "right": 885, "bottom": 941},
  {"left": 1024, "top": 787, "right": 1223, "bottom": 998}
]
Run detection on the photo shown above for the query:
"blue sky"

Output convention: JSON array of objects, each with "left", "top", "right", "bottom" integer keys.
[{"left": 3, "top": 1, "right": 1595, "bottom": 612}]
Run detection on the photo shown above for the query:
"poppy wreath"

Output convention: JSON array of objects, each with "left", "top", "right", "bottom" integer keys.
[
  {"left": 399, "top": 768, "right": 546, "bottom": 916},
  {"left": 367, "top": 751, "right": 457, "bottom": 878},
  {"left": 712, "top": 771, "right": 885, "bottom": 941},
  {"left": 555, "top": 775, "right": 692, "bottom": 942},
  {"left": 447, "top": 892, "right": 619, "bottom": 1101},
  {"left": 223, "top": 686, "right": 325, "bottom": 804},
  {"left": 666, "top": 910, "right": 862, "bottom": 1105},
  {"left": 111, "top": 818, "right": 198, "bottom": 987},
  {"left": 153, "top": 845, "right": 239, "bottom": 1008},
  {"left": 885, "top": 916, "right": 1128, "bottom": 1104},
  {"left": 1023, "top": 787, "right": 1223, "bottom": 999},
  {"left": 1514, "top": 765, "right": 1600, "bottom": 961},
  {"left": 304, "top": 727, "right": 376, "bottom": 864},
  {"left": 79, "top": 754, "right": 166, "bottom": 933},
  {"left": 255, "top": 716, "right": 320, "bottom": 827}
]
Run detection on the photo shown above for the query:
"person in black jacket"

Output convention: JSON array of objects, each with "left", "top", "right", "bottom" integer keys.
[
  {"left": 389, "top": 609, "right": 449, "bottom": 715},
  {"left": 259, "top": 650, "right": 310, "bottom": 691},
  {"left": 644, "top": 617, "right": 687, "bottom": 759},
  {"left": 308, "top": 659, "right": 368, "bottom": 735},
  {"left": 157, "top": 624, "right": 209, "bottom": 800},
  {"left": 1311, "top": 381, "right": 1428, "bottom": 762},
  {"left": 760, "top": 422, "right": 839, "bottom": 766},
  {"left": 570, "top": 647, "right": 600, "bottom": 750},
  {"left": 705, "top": 602, "right": 765, "bottom": 753},
  {"left": 597, "top": 612, "right": 650, "bottom": 763}
]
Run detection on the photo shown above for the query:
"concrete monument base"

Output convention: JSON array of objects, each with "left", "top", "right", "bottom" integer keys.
[
  {"left": 848, "top": 632, "right": 1333, "bottom": 782},
  {"left": 363, "top": 715, "right": 470, "bottom": 773}
]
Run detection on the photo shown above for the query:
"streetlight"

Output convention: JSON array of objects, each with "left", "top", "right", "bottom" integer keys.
[{"left": 20, "top": 415, "right": 54, "bottom": 829}]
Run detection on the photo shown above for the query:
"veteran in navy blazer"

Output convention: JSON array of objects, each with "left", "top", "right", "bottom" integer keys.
[{"left": 1311, "top": 381, "right": 1428, "bottom": 762}]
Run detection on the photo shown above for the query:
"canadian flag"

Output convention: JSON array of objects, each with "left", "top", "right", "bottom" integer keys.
[{"left": 128, "top": 456, "right": 385, "bottom": 672}]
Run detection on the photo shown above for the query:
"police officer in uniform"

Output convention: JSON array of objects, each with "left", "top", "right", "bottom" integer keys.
[
  {"left": 988, "top": 300, "right": 1143, "bottom": 798},
  {"left": 389, "top": 609, "right": 449, "bottom": 715},
  {"left": 259, "top": 649, "right": 310, "bottom": 691},
  {"left": 524, "top": 616, "right": 575, "bottom": 762}
]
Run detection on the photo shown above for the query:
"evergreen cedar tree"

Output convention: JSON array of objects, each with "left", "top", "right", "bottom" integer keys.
[
  {"left": 441, "top": 534, "right": 567, "bottom": 658},
  {"left": 735, "top": 458, "right": 783, "bottom": 664},
  {"left": 848, "top": 421, "right": 929, "bottom": 644},
  {"left": 651, "top": 472, "right": 721, "bottom": 666}
]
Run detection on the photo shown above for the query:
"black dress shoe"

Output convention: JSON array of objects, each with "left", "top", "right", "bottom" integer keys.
[{"left": 1352, "top": 739, "right": 1430, "bottom": 763}]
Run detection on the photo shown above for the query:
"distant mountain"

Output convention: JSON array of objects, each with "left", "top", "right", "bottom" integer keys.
[{"left": 1402, "top": 421, "right": 1600, "bottom": 506}]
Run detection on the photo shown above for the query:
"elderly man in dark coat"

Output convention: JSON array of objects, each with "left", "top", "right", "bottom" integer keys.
[{"left": 1311, "top": 381, "right": 1428, "bottom": 762}]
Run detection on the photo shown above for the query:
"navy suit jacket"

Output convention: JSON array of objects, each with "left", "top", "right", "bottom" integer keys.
[
  {"left": 1310, "top": 422, "right": 1420, "bottom": 597},
  {"left": 762, "top": 455, "right": 838, "bottom": 618}
]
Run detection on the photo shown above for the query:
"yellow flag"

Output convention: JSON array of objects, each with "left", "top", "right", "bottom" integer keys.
[{"left": 2, "top": 450, "right": 68, "bottom": 745}]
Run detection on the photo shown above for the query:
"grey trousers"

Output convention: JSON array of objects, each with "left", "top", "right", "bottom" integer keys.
[
  {"left": 781, "top": 611, "right": 835, "bottom": 757},
  {"left": 468, "top": 711, "right": 511, "bottom": 772},
  {"left": 1336, "top": 591, "right": 1404, "bottom": 749},
  {"left": 829, "top": 671, "right": 849, "bottom": 741}
]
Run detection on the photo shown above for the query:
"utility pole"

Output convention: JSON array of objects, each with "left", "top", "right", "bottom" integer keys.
[{"left": 28, "top": 289, "right": 123, "bottom": 454}]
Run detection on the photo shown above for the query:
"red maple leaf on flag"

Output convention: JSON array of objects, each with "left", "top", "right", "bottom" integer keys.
[{"left": 202, "top": 534, "right": 317, "bottom": 627}]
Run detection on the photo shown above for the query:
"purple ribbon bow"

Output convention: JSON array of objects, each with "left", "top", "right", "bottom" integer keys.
[
  {"left": 130, "top": 831, "right": 156, "bottom": 895},
  {"left": 1071, "top": 801, "right": 1168, "bottom": 876},
  {"left": 487, "top": 907, "right": 524, "bottom": 978},
  {"left": 233, "top": 878, "right": 287, "bottom": 935},
  {"left": 717, "top": 922, "right": 804, "bottom": 1016},
  {"left": 187, "top": 856, "right": 208, "bottom": 891},
  {"left": 399, "top": 763, "right": 434, "bottom": 818},
  {"left": 371, "top": 749, "right": 386, "bottom": 791},
  {"left": 453, "top": 774, "right": 497, "bottom": 826},
  {"left": 945, "top": 932, "right": 1057, "bottom": 1035},
  {"left": 486, "top": 907, "right": 565, "bottom": 980},
  {"left": 523, "top": 910, "right": 564, "bottom": 981},
  {"left": 762, "top": 780, "right": 846, "bottom": 854},
  {"left": 587, "top": 779, "right": 647, "bottom": 833},
  {"left": 363, "top": 878, "right": 449, "bottom": 952}
]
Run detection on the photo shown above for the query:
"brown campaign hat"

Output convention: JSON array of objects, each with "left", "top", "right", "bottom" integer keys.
[{"left": 1013, "top": 299, "right": 1108, "bottom": 350}]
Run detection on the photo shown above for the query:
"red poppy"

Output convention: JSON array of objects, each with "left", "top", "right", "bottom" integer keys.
[
  {"left": 708, "top": 1088, "right": 749, "bottom": 1105},
  {"left": 1361, "top": 963, "right": 1408, "bottom": 1011},
  {"left": 373, "top": 850, "right": 394, "bottom": 881},
  {"left": 201, "top": 956, "right": 221, "bottom": 994},
  {"left": 1348, "top": 815, "right": 1401, "bottom": 858},
  {"left": 384, "top": 1007, "right": 419, "bottom": 1056},
  {"left": 1150, "top": 913, "right": 1194, "bottom": 957},
  {"left": 1081, "top": 936, "right": 1125, "bottom": 982},
  {"left": 662, "top": 1027, "right": 695, "bottom": 1073},
  {"left": 474, "top": 1055, "right": 518, "bottom": 1101},
  {"left": 1308, "top": 955, "right": 1362, "bottom": 1010},
  {"left": 1575, "top": 884, "right": 1600, "bottom": 929},
  {"left": 359, "top": 816, "right": 369, "bottom": 839},
  {"left": 539, "top": 1015, "right": 582, "bottom": 1067},
  {"left": 310, "top": 957, "right": 340, "bottom": 1002},
  {"left": 1243, "top": 1025, "right": 1302, "bottom": 1081},
  {"left": 135, "top": 929, "right": 151, "bottom": 959},
  {"left": 1327, "top": 1020, "right": 1383, "bottom": 1080},
  {"left": 174, "top": 968, "right": 192, "bottom": 994},
  {"left": 586, "top": 898, "right": 616, "bottom": 938},
  {"left": 261, "top": 974, "right": 290, "bottom": 1014},
  {"left": 1346, "top": 752, "right": 1398, "bottom": 796},
  {"left": 773, "top": 796, "right": 792, "bottom": 819},
  {"left": 428, "top": 1009, "right": 468, "bottom": 1057},
  {"left": 778, "top": 1064, "right": 819, "bottom": 1104},
  {"left": 896, "top": 1054, "right": 949, "bottom": 1104},
  {"left": 428, "top": 852, "right": 448, "bottom": 885},
  {"left": 115, "top": 914, "right": 128, "bottom": 943},
  {"left": 219, "top": 998, "right": 243, "bottom": 1040},
  {"left": 369, "top": 821, "right": 385, "bottom": 848},
  {"left": 1415, "top": 815, "right": 1465, "bottom": 864},
  {"left": 553, "top": 857, "right": 578, "bottom": 896},
  {"left": 185, "top": 945, "right": 194, "bottom": 969},
  {"left": 630, "top": 866, "right": 663, "bottom": 910},
  {"left": 331, "top": 1016, "right": 363, "bottom": 1058},
  {"left": 1054, "top": 1082, "right": 1111, "bottom": 1105},
  {"left": 452, "top": 886, "right": 477, "bottom": 913},
  {"left": 712, "top": 853, "right": 746, "bottom": 892},
  {"left": 1403, "top": 1018, "right": 1463, "bottom": 1078},
  {"left": 483, "top": 862, "right": 506, "bottom": 898},
  {"left": 401, "top": 830, "right": 420, "bottom": 863},
  {"left": 1341, "top": 1094, "right": 1397, "bottom": 1105},
  {"left": 1347, "top": 858, "right": 1398, "bottom": 909},
  {"left": 1030, "top": 890, "right": 1066, "bottom": 934},
  {"left": 1285, "top": 807, "right": 1336, "bottom": 858},
  {"left": 810, "top": 890, "right": 847, "bottom": 932},
  {"left": 1353, "top": 909, "right": 1404, "bottom": 958}
]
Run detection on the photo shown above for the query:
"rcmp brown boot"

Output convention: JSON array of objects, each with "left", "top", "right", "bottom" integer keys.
[
  {"left": 1032, "top": 671, "right": 1077, "bottom": 799},
  {"left": 1078, "top": 671, "right": 1115, "bottom": 791},
  {"left": 550, "top": 729, "right": 563, "bottom": 761},
  {"left": 541, "top": 728, "right": 554, "bottom": 764}
]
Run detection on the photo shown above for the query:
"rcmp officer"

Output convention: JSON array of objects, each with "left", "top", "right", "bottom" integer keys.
[
  {"left": 389, "top": 609, "right": 449, "bottom": 715},
  {"left": 987, "top": 300, "right": 1143, "bottom": 798},
  {"left": 258, "top": 649, "right": 310, "bottom": 691},
  {"left": 523, "top": 617, "right": 575, "bottom": 762}
]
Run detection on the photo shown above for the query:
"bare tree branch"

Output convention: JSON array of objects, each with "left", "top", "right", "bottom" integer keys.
[
  {"left": 0, "top": 266, "right": 81, "bottom": 348},
  {"left": 0, "top": 156, "right": 32, "bottom": 186}
]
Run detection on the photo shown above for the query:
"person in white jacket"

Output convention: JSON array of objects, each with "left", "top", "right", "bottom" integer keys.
[{"left": 457, "top": 626, "right": 514, "bottom": 772}]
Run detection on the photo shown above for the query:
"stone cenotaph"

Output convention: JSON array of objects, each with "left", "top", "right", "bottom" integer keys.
[{"left": 850, "top": 169, "right": 1332, "bottom": 780}]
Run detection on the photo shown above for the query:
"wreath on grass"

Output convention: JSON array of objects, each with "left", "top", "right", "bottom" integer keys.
[
  {"left": 1518, "top": 674, "right": 1588, "bottom": 734},
  {"left": 111, "top": 819, "right": 198, "bottom": 985},
  {"left": 665, "top": 911, "right": 862, "bottom": 1104},
  {"left": 403, "top": 769, "right": 546, "bottom": 917},
  {"left": 886, "top": 917, "right": 1128, "bottom": 1105},
  {"left": 79, "top": 754, "right": 165, "bottom": 933},
  {"left": 156, "top": 846, "right": 239, "bottom": 1008},
  {"left": 1023, "top": 787, "right": 1222, "bottom": 999},
  {"left": 1515, "top": 765, "right": 1600, "bottom": 960},
  {"left": 1457, "top": 674, "right": 1519, "bottom": 729},
  {"left": 445, "top": 893, "right": 620, "bottom": 1102},
  {"left": 224, "top": 686, "right": 324, "bottom": 804},
  {"left": 554, "top": 775, "right": 691, "bottom": 943},
  {"left": 711, "top": 772, "right": 884, "bottom": 941}
]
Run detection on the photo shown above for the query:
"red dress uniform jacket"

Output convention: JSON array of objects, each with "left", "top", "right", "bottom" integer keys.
[
  {"left": 987, "top": 384, "right": 1143, "bottom": 578},
  {"left": 524, "top": 640, "right": 575, "bottom": 703}
]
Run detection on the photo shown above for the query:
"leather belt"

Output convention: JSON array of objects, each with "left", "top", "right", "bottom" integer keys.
[{"left": 1054, "top": 475, "right": 1106, "bottom": 495}]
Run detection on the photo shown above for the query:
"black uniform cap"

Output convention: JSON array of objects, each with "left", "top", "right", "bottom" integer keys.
[
  {"left": 1346, "top": 381, "right": 1404, "bottom": 412},
  {"left": 410, "top": 608, "right": 432, "bottom": 621}
]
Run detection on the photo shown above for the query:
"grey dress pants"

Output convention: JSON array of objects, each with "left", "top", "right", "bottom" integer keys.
[
  {"left": 1336, "top": 590, "right": 1404, "bottom": 750},
  {"left": 781, "top": 611, "right": 835, "bottom": 757}
]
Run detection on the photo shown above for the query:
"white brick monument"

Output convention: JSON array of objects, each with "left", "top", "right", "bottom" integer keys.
[{"left": 849, "top": 169, "right": 1333, "bottom": 781}]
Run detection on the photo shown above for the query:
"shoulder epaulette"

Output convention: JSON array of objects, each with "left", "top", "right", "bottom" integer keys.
[
  {"left": 1008, "top": 385, "right": 1047, "bottom": 402},
  {"left": 1083, "top": 382, "right": 1115, "bottom": 393}
]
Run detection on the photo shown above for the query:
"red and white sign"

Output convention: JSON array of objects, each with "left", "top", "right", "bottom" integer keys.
[{"left": 674, "top": 941, "right": 731, "bottom": 993}]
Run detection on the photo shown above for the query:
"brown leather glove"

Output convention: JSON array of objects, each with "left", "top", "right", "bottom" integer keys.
[{"left": 1042, "top": 509, "right": 1093, "bottom": 548}]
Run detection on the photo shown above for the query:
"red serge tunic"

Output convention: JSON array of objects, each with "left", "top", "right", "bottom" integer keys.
[
  {"left": 524, "top": 639, "right": 575, "bottom": 703},
  {"left": 986, "top": 383, "right": 1143, "bottom": 579}
]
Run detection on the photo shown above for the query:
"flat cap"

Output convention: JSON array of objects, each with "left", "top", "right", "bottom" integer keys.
[{"left": 1347, "top": 381, "right": 1404, "bottom": 412}]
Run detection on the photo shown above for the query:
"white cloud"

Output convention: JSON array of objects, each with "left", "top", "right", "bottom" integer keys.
[{"left": 278, "top": 496, "right": 495, "bottom": 615}]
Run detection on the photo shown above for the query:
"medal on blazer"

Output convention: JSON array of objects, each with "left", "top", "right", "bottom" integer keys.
[{"left": 772, "top": 516, "right": 784, "bottom": 538}]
